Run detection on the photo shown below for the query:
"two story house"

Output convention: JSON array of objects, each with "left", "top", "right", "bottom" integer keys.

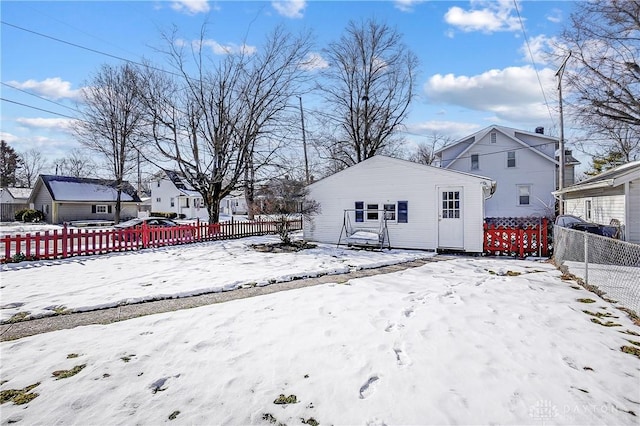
[
  {"left": 435, "top": 125, "right": 578, "bottom": 218},
  {"left": 151, "top": 170, "right": 208, "bottom": 220}
]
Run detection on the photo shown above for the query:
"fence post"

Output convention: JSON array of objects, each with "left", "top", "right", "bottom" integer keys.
[
  {"left": 62, "top": 224, "right": 68, "bottom": 258},
  {"left": 196, "top": 218, "right": 200, "bottom": 241},
  {"left": 584, "top": 232, "right": 589, "bottom": 285}
]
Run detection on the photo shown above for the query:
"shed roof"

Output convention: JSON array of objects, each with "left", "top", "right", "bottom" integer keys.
[
  {"left": 32, "top": 175, "right": 142, "bottom": 203},
  {"left": 4, "top": 187, "right": 32, "bottom": 199}
]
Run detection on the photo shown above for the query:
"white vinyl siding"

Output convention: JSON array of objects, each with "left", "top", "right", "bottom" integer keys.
[{"left": 304, "top": 156, "right": 488, "bottom": 252}]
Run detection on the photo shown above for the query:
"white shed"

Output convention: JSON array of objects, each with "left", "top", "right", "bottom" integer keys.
[{"left": 304, "top": 156, "right": 496, "bottom": 252}]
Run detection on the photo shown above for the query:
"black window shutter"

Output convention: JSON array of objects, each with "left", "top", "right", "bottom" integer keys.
[
  {"left": 108, "top": 205, "right": 113, "bottom": 213},
  {"left": 92, "top": 205, "right": 96, "bottom": 213}
]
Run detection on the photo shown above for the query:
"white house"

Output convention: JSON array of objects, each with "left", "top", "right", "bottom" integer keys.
[
  {"left": 0, "top": 187, "right": 32, "bottom": 221},
  {"left": 151, "top": 170, "right": 208, "bottom": 220},
  {"left": 303, "top": 155, "right": 496, "bottom": 252},
  {"left": 554, "top": 160, "right": 640, "bottom": 244},
  {"left": 435, "top": 125, "right": 579, "bottom": 218}
]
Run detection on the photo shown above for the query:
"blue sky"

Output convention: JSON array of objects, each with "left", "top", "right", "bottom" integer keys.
[{"left": 1, "top": 0, "right": 579, "bottom": 166}]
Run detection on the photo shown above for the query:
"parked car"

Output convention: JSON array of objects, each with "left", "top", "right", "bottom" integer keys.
[
  {"left": 113, "top": 217, "right": 181, "bottom": 242},
  {"left": 555, "top": 215, "right": 620, "bottom": 238}
]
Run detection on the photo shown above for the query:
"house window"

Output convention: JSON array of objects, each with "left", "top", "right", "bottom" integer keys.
[
  {"left": 157, "top": 181, "right": 160, "bottom": 188},
  {"left": 383, "top": 204, "right": 396, "bottom": 221},
  {"left": 170, "top": 198, "right": 175, "bottom": 207},
  {"left": 355, "top": 201, "right": 364, "bottom": 222},
  {"left": 156, "top": 197, "right": 161, "bottom": 203},
  {"left": 397, "top": 201, "right": 408, "bottom": 223},
  {"left": 585, "top": 199, "right": 592, "bottom": 220},
  {"left": 471, "top": 154, "right": 479, "bottom": 170},
  {"left": 95, "top": 205, "right": 108, "bottom": 214},
  {"left": 185, "top": 198, "right": 190, "bottom": 208},
  {"left": 366, "top": 203, "right": 379, "bottom": 221},
  {"left": 507, "top": 151, "right": 516, "bottom": 168},
  {"left": 442, "top": 191, "right": 460, "bottom": 218},
  {"left": 490, "top": 132, "right": 497, "bottom": 143},
  {"left": 517, "top": 185, "right": 531, "bottom": 206}
]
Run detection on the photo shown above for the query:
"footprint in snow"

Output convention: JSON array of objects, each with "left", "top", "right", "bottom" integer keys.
[
  {"left": 359, "top": 376, "right": 379, "bottom": 399},
  {"left": 403, "top": 308, "right": 414, "bottom": 318},
  {"left": 393, "top": 347, "right": 411, "bottom": 366}
]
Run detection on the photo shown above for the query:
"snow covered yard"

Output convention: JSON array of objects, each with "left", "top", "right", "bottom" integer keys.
[{"left": 1, "top": 238, "right": 639, "bottom": 425}]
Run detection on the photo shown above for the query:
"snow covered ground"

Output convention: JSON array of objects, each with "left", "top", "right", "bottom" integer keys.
[{"left": 1, "top": 236, "right": 639, "bottom": 425}]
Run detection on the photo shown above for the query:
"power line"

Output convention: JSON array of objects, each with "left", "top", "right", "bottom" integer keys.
[
  {"left": 1, "top": 81, "right": 81, "bottom": 113},
  {"left": 513, "top": 0, "right": 556, "bottom": 128},
  {"left": 0, "top": 21, "right": 182, "bottom": 79},
  {"left": 0, "top": 97, "right": 80, "bottom": 121}
]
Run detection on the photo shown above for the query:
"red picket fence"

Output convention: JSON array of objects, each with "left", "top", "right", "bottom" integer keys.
[
  {"left": 483, "top": 218, "right": 549, "bottom": 258},
  {"left": 1, "top": 217, "right": 303, "bottom": 263}
]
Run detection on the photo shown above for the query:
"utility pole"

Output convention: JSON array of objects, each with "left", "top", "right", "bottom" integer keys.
[
  {"left": 555, "top": 51, "right": 571, "bottom": 215},
  {"left": 298, "top": 96, "right": 310, "bottom": 184}
]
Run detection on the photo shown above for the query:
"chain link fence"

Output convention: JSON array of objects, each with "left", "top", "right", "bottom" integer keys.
[{"left": 553, "top": 225, "right": 640, "bottom": 316}]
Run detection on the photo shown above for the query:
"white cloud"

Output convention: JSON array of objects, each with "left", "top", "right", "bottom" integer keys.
[
  {"left": 171, "top": 0, "right": 210, "bottom": 15},
  {"left": 7, "top": 78, "right": 81, "bottom": 101},
  {"left": 271, "top": 0, "right": 306, "bottom": 19},
  {"left": 546, "top": 8, "right": 563, "bottom": 24},
  {"left": 394, "top": 0, "right": 425, "bottom": 13},
  {"left": 519, "top": 34, "right": 564, "bottom": 66},
  {"left": 177, "top": 38, "right": 256, "bottom": 55},
  {"left": 406, "top": 121, "right": 482, "bottom": 139},
  {"left": 15, "top": 117, "right": 77, "bottom": 133},
  {"left": 424, "top": 66, "right": 556, "bottom": 123},
  {"left": 300, "top": 52, "right": 329, "bottom": 71},
  {"left": 444, "top": 0, "right": 521, "bottom": 33},
  {"left": 0, "top": 132, "right": 19, "bottom": 143}
]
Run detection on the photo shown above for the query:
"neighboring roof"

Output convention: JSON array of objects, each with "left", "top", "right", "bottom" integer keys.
[
  {"left": 161, "top": 169, "right": 202, "bottom": 197},
  {"left": 309, "top": 155, "right": 496, "bottom": 195},
  {"left": 435, "top": 124, "right": 560, "bottom": 167},
  {"left": 554, "top": 160, "right": 640, "bottom": 195},
  {"left": 31, "top": 175, "right": 142, "bottom": 203},
  {"left": 4, "top": 187, "right": 32, "bottom": 199}
]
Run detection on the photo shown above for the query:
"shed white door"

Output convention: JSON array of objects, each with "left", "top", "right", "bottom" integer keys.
[{"left": 438, "top": 187, "right": 464, "bottom": 249}]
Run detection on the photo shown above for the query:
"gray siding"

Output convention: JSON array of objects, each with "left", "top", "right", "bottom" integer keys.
[
  {"left": 628, "top": 179, "right": 640, "bottom": 244},
  {"left": 56, "top": 203, "right": 138, "bottom": 224},
  {"left": 32, "top": 186, "right": 54, "bottom": 222}
]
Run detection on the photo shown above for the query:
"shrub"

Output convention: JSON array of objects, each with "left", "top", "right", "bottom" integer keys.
[
  {"left": 15, "top": 209, "right": 45, "bottom": 223},
  {"left": 150, "top": 212, "right": 177, "bottom": 219},
  {"left": 13, "top": 208, "right": 30, "bottom": 221}
]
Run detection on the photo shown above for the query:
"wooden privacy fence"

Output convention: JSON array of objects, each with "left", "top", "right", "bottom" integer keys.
[
  {"left": 1, "top": 217, "right": 303, "bottom": 263},
  {"left": 483, "top": 217, "right": 549, "bottom": 258}
]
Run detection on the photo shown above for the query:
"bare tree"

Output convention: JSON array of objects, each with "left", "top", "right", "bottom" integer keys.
[
  {"left": 54, "top": 149, "right": 97, "bottom": 177},
  {"left": 138, "top": 26, "right": 312, "bottom": 224},
  {"left": 559, "top": 0, "right": 640, "bottom": 129},
  {"left": 407, "top": 133, "right": 452, "bottom": 165},
  {"left": 17, "top": 148, "right": 48, "bottom": 187},
  {"left": 75, "top": 63, "right": 144, "bottom": 223},
  {"left": 318, "top": 19, "right": 418, "bottom": 168}
]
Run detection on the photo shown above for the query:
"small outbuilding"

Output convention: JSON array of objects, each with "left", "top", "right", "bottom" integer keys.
[
  {"left": 303, "top": 155, "right": 496, "bottom": 252},
  {"left": 29, "top": 175, "right": 142, "bottom": 224},
  {"left": 554, "top": 160, "right": 640, "bottom": 244}
]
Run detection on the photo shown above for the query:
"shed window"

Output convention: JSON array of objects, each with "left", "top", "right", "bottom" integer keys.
[
  {"left": 355, "top": 201, "right": 364, "bottom": 222},
  {"left": 383, "top": 204, "right": 396, "bottom": 221},
  {"left": 471, "top": 154, "right": 479, "bottom": 170},
  {"left": 93, "top": 204, "right": 109, "bottom": 214},
  {"left": 397, "top": 201, "right": 408, "bottom": 223},
  {"left": 507, "top": 151, "right": 516, "bottom": 168},
  {"left": 517, "top": 185, "right": 531, "bottom": 206},
  {"left": 366, "top": 203, "right": 379, "bottom": 221}
]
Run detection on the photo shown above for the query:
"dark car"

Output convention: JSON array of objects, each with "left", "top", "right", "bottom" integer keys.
[
  {"left": 555, "top": 215, "right": 620, "bottom": 238},
  {"left": 113, "top": 217, "right": 180, "bottom": 242}
]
